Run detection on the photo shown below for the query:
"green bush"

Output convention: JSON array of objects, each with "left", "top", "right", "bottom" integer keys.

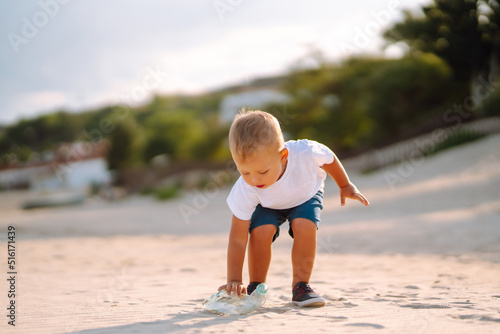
[
  {"left": 153, "top": 184, "right": 182, "bottom": 201},
  {"left": 424, "top": 130, "right": 487, "bottom": 156},
  {"left": 275, "top": 54, "right": 455, "bottom": 154},
  {"left": 479, "top": 88, "right": 500, "bottom": 117},
  {"left": 140, "top": 186, "right": 154, "bottom": 195}
]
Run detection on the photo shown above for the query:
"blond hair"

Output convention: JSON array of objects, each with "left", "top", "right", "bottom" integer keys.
[{"left": 229, "top": 109, "right": 284, "bottom": 161}]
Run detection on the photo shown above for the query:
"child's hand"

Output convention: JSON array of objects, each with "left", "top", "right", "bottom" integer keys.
[
  {"left": 218, "top": 280, "right": 247, "bottom": 297},
  {"left": 340, "top": 182, "right": 370, "bottom": 206}
]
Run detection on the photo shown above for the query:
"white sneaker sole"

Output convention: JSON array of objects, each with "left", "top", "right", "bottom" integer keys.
[{"left": 293, "top": 297, "right": 326, "bottom": 307}]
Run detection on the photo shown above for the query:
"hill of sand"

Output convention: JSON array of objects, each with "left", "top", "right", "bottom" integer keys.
[{"left": 0, "top": 134, "right": 499, "bottom": 333}]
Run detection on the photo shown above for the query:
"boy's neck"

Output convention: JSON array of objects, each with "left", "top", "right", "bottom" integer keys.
[{"left": 277, "top": 157, "right": 288, "bottom": 182}]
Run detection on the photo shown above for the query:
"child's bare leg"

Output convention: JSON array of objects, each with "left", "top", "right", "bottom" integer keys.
[
  {"left": 248, "top": 225, "right": 276, "bottom": 283},
  {"left": 290, "top": 218, "right": 317, "bottom": 287}
]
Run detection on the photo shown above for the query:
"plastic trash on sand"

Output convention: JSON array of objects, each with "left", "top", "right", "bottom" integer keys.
[{"left": 203, "top": 283, "right": 268, "bottom": 315}]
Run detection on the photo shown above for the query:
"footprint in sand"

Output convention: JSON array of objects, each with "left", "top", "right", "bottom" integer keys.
[
  {"left": 344, "top": 323, "right": 384, "bottom": 329},
  {"left": 342, "top": 302, "right": 358, "bottom": 308},
  {"left": 450, "top": 315, "right": 500, "bottom": 323},
  {"left": 400, "top": 303, "right": 451, "bottom": 309},
  {"left": 479, "top": 316, "right": 500, "bottom": 323},
  {"left": 404, "top": 285, "right": 420, "bottom": 289},
  {"left": 450, "top": 314, "right": 478, "bottom": 320}
]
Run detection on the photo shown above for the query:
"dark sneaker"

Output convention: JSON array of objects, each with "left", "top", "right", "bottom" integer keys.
[
  {"left": 292, "top": 282, "right": 326, "bottom": 307},
  {"left": 247, "top": 282, "right": 262, "bottom": 295}
]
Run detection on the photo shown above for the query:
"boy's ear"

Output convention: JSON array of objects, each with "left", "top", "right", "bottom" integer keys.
[{"left": 280, "top": 148, "right": 289, "bottom": 163}]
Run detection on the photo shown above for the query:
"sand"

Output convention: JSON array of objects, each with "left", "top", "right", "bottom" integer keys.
[{"left": 1, "top": 134, "right": 500, "bottom": 333}]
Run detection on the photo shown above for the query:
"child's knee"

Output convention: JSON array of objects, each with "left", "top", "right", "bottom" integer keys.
[
  {"left": 250, "top": 224, "right": 277, "bottom": 241},
  {"left": 290, "top": 218, "right": 317, "bottom": 237}
]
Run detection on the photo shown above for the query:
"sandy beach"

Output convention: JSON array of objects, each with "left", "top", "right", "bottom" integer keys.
[{"left": 1, "top": 134, "right": 500, "bottom": 333}]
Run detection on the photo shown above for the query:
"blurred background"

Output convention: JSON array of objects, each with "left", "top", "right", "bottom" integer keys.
[{"left": 0, "top": 0, "right": 499, "bottom": 208}]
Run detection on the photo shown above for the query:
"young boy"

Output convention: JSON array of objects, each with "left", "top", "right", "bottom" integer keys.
[{"left": 218, "top": 110, "right": 369, "bottom": 307}]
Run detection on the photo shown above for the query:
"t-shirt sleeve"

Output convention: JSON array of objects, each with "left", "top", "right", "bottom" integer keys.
[
  {"left": 306, "top": 140, "right": 335, "bottom": 166},
  {"left": 226, "top": 177, "right": 259, "bottom": 221}
]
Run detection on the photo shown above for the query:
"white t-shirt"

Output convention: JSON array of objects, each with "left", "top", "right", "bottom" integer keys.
[{"left": 227, "top": 139, "right": 334, "bottom": 220}]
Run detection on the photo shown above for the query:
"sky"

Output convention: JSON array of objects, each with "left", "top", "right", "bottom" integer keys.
[{"left": 0, "top": 0, "right": 431, "bottom": 125}]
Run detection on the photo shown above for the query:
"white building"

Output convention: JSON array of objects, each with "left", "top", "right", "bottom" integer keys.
[
  {"left": 0, "top": 141, "right": 110, "bottom": 192},
  {"left": 220, "top": 88, "right": 289, "bottom": 123}
]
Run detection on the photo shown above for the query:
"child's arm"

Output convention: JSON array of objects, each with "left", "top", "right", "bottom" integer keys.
[
  {"left": 322, "top": 153, "right": 370, "bottom": 206},
  {"left": 218, "top": 215, "right": 250, "bottom": 297}
]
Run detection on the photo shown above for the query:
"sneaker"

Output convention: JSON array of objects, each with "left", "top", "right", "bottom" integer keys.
[
  {"left": 292, "top": 282, "right": 326, "bottom": 307},
  {"left": 247, "top": 282, "right": 262, "bottom": 295}
]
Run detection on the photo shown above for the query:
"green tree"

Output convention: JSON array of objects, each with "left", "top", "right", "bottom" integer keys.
[
  {"left": 384, "top": 0, "right": 499, "bottom": 85},
  {"left": 273, "top": 55, "right": 454, "bottom": 154},
  {"left": 362, "top": 54, "right": 453, "bottom": 144},
  {"left": 0, "top": 110, "right": 85, "bottom": 154},
  {"left": 107, "top": 118, "right": 144, "bottom": 170},
  {"left": 142, "top": 110, "right": 207, "bottom": 162}
]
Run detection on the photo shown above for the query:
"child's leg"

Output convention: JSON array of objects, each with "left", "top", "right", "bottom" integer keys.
[
  {"left": 290, "top": 218, "right": 317, "bottom": 287},
  {"left": 248, "top": 224, "right": 277, "bottom": 283}
]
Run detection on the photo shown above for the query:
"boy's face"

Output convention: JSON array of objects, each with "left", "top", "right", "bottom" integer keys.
[{"left": 234, "top": 147, "right": 288, "bottom": 189}]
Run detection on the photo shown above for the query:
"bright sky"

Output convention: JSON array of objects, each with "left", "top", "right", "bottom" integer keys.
[{"left": 0, "top": 0, "right": 430, "bottom": 125}]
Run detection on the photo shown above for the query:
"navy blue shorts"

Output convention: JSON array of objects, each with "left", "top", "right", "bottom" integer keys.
[{"left": 249, "top": 190, "right": 324, "bottom": 242}]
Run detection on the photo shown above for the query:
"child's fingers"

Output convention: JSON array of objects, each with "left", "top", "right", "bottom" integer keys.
[
  {"left": 219, "top": 282, "right": 235, "bottom": 294},
  {"left": 340, "top": 183, "right": 370, "bottom": 206},
  {"left": 342, "top": 192, "right": 370, "bottom": 206},
  {"left": 232, "top": 283, "right": 244, "bottom": 297},
  {"left": 236, "top": 284, "right": 246, "bottom": 297},
  {"left": 228, "top": 282, "right": 236, "bottom": 295},
  {"left": 225, "top": 281, "right": 245, "bottom": 296},
  {"left": 354, "top": 193, "right": 370, "bottom": 206}
]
